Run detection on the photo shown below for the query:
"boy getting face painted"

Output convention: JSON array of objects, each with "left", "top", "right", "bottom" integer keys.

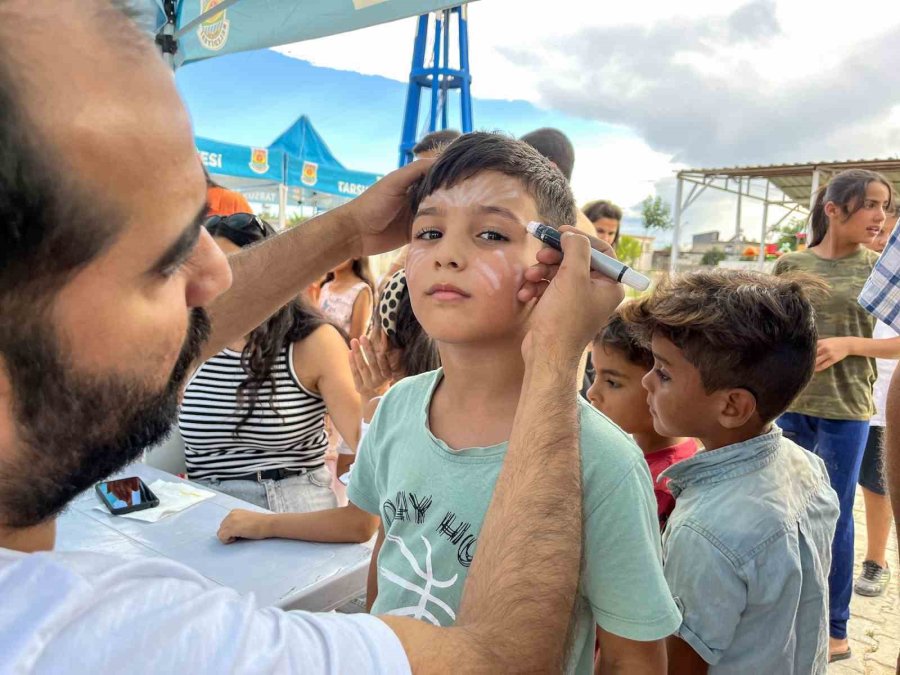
[{"left": 348, "top": 133, "right": 680, "bottom": 674}]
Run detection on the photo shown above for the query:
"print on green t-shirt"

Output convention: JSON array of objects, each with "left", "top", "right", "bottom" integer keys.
[
  {"left": 773, "top": 249, "right": 878, "bottom": 420},
  {"left": 347, "top": 369, "right": 681, "bottom": 675}
]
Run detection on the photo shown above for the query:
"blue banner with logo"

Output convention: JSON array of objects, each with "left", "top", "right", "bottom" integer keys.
[
  {"left": 196, "top": 136, "right": 285, "bottom": 184},
  {"left": 196, "top": 116, "right": 382, "bottom": 200},
  {"left": 152, "top": 0, "right": 462, "bottom": 67}
]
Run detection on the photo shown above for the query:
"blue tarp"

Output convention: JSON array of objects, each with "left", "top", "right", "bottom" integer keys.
[
  {"left": 151, "top": 0, "right": 461, "bottom": 67},
  {"left": 196, "top": 116, "right": 382, "bottom": 203},
  {"left": 272, "top": 116, "right": 381, "bottom": 198}
]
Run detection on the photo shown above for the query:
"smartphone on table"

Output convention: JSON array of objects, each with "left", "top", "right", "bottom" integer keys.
[{"left": 95, "top": 477, "right": 159, "bottom": 515}]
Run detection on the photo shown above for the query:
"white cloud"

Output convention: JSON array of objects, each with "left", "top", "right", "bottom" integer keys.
[{"left": 274, "top": 0, "right": 900, "bottom": 239}]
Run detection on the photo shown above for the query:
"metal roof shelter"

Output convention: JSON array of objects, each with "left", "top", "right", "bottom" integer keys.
[{"left": 669, "top": 158, "right": 900, "bottom": 272}]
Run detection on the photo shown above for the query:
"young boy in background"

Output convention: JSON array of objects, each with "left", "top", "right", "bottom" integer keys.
[
  {"left": 621, "top": 270, "right": 840, "bottom": 674},
  {"left": 587, "top": 312, "right": 697, "bottom": 529},
  {"left": 348, "top": 133, "right": 681, "bottom": 673}
]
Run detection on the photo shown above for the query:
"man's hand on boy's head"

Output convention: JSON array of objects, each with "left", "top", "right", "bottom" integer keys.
[
  {"left": 522, "top": 227, "right": 624, "bottom": 367},
  {"left": 338, "top": 158, "right": 435, "bottom": 258}
]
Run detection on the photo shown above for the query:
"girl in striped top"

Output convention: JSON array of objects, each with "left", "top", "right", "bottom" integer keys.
[{"left": 179, "top": 213, "right": 362, "bottom": 513}]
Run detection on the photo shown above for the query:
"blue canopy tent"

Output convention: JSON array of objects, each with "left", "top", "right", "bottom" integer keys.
[
  {"left": 197, "top": 116, "right": 382, "bottom": 226},
  {"left": 149, "top": 0, "right": 460, "bottom": 68}
]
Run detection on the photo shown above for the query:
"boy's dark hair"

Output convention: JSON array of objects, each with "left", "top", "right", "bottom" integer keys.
[
  {"left": 413, "top": 129, "right": 461, "bottom": 157},
  {"left": 594, "top": 312, "right": 653, "bottom": 370},
  {"left": 411, "top": 132, "right": 576, "bottom": 228},
  {"left": 520, "top": 128, "right": 575, "bottom": 181},
  {"left": 620, "top": 269, "right": 826, "bottom": 423}
]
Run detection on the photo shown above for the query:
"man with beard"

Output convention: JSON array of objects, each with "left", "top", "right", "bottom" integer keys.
[{"left": 0, "top": 1, "right": 625, "bottom": 673}]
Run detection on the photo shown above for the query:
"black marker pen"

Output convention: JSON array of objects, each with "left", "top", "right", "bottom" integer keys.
[{"left": 526, "top": 222, "right": 651, "bottom": 291}]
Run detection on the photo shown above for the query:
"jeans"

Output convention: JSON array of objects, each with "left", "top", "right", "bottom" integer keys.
[
  {"left": 199, "top": 465, "right": 338, "bottom": 514},
  {"left": 778, "top": 413, "right": 870, "bottom": 640}
]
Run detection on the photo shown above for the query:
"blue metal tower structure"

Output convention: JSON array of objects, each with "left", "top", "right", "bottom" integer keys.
[{"left": 398, "top": 6, "right": 473, "bottom": 166}]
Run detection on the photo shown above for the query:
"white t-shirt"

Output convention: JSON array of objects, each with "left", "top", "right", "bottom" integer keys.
[
  {"left": 870, "top": 320, "right": 899, "bottom": 427},
  {"left": 0, "top": 547, "right": 410, "bottom": 674}
]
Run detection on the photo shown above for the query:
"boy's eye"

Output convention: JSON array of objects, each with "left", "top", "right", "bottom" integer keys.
[
  {"left": 654, "top": 367, "right": 671, "bottom": 383},
  {"left": 415, "top": 228, "right": 442, "bottom": 241},
  {"left": 477, "top": 230, "right": 508, "bottom": 242},
  {"left": 604, "top": 378, "right": 621, "bottom": 390}
]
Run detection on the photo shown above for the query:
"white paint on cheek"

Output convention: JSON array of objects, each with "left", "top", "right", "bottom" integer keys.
[
  {"left": 487, "top": 249, "right": 527, "bottom": 310},
  {"left": 405, "top": 246, "right": 428, "bottom": 288},
  {"left": 473, "top": 259, "right": 501, "bottom": 293}
]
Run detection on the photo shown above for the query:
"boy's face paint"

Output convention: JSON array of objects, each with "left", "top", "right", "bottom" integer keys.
[
  {"left": 587, "top": 343, "right": 655, "bottom": 436},
  {"left": 406, "top": 171, "right": 542, "bottom": 345},
  {"left": 642, "top": 335, "right": 719, "bottom": 440}
]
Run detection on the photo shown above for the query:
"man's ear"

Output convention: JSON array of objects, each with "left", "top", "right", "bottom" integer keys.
[
  {"left": 574, "top": 210, "right": 596, "bottom": 238},
  {"left": 0, "top": 356, "right": 17, "bottom": 457},
  {"left": 715, "top": 388, "right": 758, "bottom": 429}
]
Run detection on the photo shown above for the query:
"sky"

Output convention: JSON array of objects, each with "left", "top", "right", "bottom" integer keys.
[{"left": 176, "top": 0, "right": 900, "bottom": 246}]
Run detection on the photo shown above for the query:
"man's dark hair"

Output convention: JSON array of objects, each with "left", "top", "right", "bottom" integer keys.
[
  {"left": 413, "top": 129, "right": 462, "bottom": 157},
  {"left": 519, "top": 128, "right": 575, "bottom": 181},
  {"left": 620, "top": 269, "right": 826, "bottom": 423},
  {"left": 594, "top": 311, "right": 653, "bottom": 370},
  {"left": 411, "top": 132, "right": 576, "bottom": 228},
  {"left": 0, "top": 1, "right": 142, "bottom": 309}
]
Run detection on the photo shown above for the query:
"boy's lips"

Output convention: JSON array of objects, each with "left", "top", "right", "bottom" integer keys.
[{"left": 426, "top": 283, "right": 471, "bottom": 301}]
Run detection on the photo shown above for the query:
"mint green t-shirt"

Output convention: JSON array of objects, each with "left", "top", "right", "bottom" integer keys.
[{"left": 348, "top": 370, "right": 681, "bottom": 674}]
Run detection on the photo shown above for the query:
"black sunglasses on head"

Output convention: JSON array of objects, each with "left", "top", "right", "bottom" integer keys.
[{"left": 205, "top": 213, "right": 269, "bottom": 245}]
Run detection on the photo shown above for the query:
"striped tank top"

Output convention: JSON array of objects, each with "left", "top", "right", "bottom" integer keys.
[{"left": 178, "top": 342, "right": 329, "bottom": 480}]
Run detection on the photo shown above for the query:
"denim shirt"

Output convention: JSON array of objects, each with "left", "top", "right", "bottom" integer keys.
[{"left": 660, "top": 427, "right": 839, "bottom": 674}]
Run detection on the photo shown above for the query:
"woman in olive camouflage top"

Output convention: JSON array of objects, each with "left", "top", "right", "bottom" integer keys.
[{"left": 774, "top": 169, "right": 900, "bottom": 663}]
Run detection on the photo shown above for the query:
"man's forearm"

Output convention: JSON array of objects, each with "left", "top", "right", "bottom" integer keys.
[
  {"left": 456, "top": 358, "right": 583, "bottom": 670},
  {"left": 202, "top": 207, "right": 359, "bottom": 360},
  {"left": 885, "top": 367, "right": 900, "bottom": 544}
]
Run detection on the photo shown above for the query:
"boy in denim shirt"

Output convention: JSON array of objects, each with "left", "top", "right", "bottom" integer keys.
[{"left": 622, "top": 270, "right": 840, "bottom": 674}]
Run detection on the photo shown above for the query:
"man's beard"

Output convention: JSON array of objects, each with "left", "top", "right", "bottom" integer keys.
[{"left": 0, "top": 308, "right": 210, "bottom": 528}]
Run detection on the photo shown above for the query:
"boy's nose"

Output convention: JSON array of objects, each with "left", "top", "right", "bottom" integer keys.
[{"left": 434, "top": 241, "right": 466, "bottom": 270}]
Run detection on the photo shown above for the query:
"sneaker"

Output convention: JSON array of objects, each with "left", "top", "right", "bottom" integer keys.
[{"left": 853, "top": 560, "right": 891, "bottom": 597}]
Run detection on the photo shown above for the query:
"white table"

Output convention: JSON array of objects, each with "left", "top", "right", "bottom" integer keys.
[{"left": 56, "top": 463, "right": 371, "bottom": 612}]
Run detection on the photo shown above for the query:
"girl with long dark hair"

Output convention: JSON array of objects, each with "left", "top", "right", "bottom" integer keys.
[
  {"left": 773, "top": 169, "right": 900, "bottom": 661},
  {"left": 215, "top": 268, "right": 440, "bottom": 547},
  {"left": 178, "top": 213, "right": 362, "bottom": 513}
]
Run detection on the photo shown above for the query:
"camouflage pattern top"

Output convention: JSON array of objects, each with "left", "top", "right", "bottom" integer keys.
[{"left": 773, "top": 248, "right": 879, "bottom": 421}]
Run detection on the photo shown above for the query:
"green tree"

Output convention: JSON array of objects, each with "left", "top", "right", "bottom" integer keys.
[
  {"left": 701, "top": 248, "right": 726, "bottom": 267},
  {"left": 641, "top": 195, "right": 673, "bottom": 233},
  {"left": 771, "top": 217, "right": 807, "bottom": 251},
  {"left": 616, "top": 235, "right": 643, "bottom": 268}
]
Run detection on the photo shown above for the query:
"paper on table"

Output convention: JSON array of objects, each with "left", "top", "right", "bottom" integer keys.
[{"left": 95, "top": 480, "right": 215, "bottom": 522}]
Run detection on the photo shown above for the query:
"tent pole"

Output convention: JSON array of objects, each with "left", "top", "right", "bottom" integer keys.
[
  {"left": 669, "top": 177, "right": 684, "bottom": 274},
  {"left": 758, "top": 180, "right": 770, "bottom": 271},
  {"left": 428, "top": 12, "right": 443, "bottom": 133},
  {"left": 278, "top": 184, "right": 287, "bottom": 230},
  {"left": 155, "top": 0, "right": 178, "bottom": 69}
]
